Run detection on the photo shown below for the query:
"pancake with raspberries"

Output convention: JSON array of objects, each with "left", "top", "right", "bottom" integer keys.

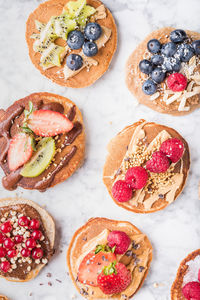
[
  {"left": 0, "top": 92, "right": 85, "bottom": 191},
  {"left": 26, "top": 0, "right": 117, "bottom": 88},
  {"left": 103, "top": 119, "right": 190, "bottom": 213},
  {"left": 126, "top": 27, "right": 200, "bottom": 115},
  {"left": 67, "top": 217, "right": 153, "bottom": 299},
  {"left": 0, "top": 197, "right": 55, "bottom": 282},
  {"left": 171, "top": 249, "right": 200, "bottom": 299}
]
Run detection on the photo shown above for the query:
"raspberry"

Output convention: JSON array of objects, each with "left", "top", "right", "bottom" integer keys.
[
  {"left": 125, "top": 166, "right": 148, "bottom": 189},
  {"left": 146, "top": 151, "right": 170, "bottom": 173},
  {"left": 167, "top": 73, "right": 187, "bottom": 92},
  {"left": 182, "top": 281, "right": 200, "bottom": 300},
  {"left": 160, "top": 138, "right": 184, "bottom": 163},
  {"left": 107, "top": 231, "right": 131, "bottom": 254},
  {"left": 112, "top": 180, "right": 132, "bottom": 202}
]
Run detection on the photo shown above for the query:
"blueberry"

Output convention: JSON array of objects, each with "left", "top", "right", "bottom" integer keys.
[
  {"left": 66, "top": 54, "right": 83, "bottom": 70},
  {"left": 192, "top": 40, "right": 200, "bottom": 55},
  {"left": 161, "top": 42, "right": 177, "bottom": 57},
  {"left": 142, "top": 80, "right": 157, "bottom": 95},
  {"left": 84, "top": 22, "right": 102, "bottom": 41},
  {"left": 151, "top": 54, "right": 164, "bottom": 66},
  {"left": 83, "top": 41, "right": 98, "bottom": 57},
  {"left": 177, "top": 44, "right": 195, "bottom": 62},
  {"left": 67, "top": 30, "right": 84, "bottom": 50},
  {"left": 163, "top": 57, "right": 181, "bottom": 72},
  {"left": 147, "top": 39, "right": 161, "bottom": 54},
  {"left": 170, "top": 29, "right": 187, "bottom": 43},
  {"left": 139, "top": 59, "right": 153, "bottom": 75},
  {"left": 151, "top": 67, "right": 166, "bottom": 83}
]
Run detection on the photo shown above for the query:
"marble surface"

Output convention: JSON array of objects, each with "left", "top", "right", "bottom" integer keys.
[{"left": 0, "top": 0, "right": 200, "bottom": 299}]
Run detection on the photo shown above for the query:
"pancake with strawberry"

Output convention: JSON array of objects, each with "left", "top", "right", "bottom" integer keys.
[
  {"left": 0, "top": 197, "right": 55, "bottom": 282},
  {"left": 26, "top": 0, "right": 117, "bottom": 88},
  {"left": 0, "top": 92, "right": 85, "bottom": 191},
  {"left": 67, "top": 217, "right": 153, "bottom": 299},
  {"left": 171, "top": 249, "right": 200, "bottom": 300},
  {"left": 103, "top": 120, "right": 190, "bottom": 213},
  {"left": 126, "top": 28, "right": 200, "bottom": 115}
]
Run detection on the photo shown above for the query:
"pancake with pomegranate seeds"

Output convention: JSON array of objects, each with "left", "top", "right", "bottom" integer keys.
[
  {"left": 0, "top": 92, "right": 85, "bottom": 191},
  {"left": 171, "top": 249, "right": 200, "bottom": 299},
  {"left": 103, "top": 120, "right": 190, "bottom": 213},
  {"left": 67, "top": 217, "right": 153, "bottom": 299},
  {"left": 26, "top": 0, "right": 117, "bottom": 88},
  {"left": 0, "top": 197, "right": 55, "bottom": 282},
  {"left": 126, "top": 27, "right": 200, "bottom": 115}
]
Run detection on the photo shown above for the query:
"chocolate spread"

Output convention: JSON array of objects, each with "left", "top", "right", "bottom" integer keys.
[
  {"left": 0, "top": 97, "right": 82, "bottom": 191},
  {"left": 0, "top": 204, "right": 53, "bottom": 280}
]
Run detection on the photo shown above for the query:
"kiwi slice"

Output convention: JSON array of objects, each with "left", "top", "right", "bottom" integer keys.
[
  {"left": 20, "top": 137, "right": 56, "bottom": 178},
  {"left": 35, "top": 20, "right": 46, "bottom": 32},
  {"left": 40, "top": 44, "right": 65, "bottom": 69},
  {"left": 77, "top": 5, "right": 96, "bottom": 28},
  {"left": 67, "top": 0, "right": 86, "bottom": 19},
  {"left": 53, "top": 15, "right": 76, "bottom": 39}
]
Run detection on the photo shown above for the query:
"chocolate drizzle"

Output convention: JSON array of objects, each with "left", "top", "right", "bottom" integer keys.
[
  {"left": 34, "top": 146, "right": 77, "bottom": 192},
  {"left": 0, "top": 99, "right": 82, "bottom": 191}
]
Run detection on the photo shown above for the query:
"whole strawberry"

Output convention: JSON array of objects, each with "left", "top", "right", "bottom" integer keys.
[
  {"left": 107, "top": 231, "right": 131, "bottom": 254},
  {"left": 182, "top": 281, "right": 200, "bottom": 300},
  {"left": 146, "top": 151, "right": 170, "bottom": 173},
  {"left": 97, "top": 261, "right": 131, "bottom": 295},
  {"left": 125, "top": 166, "right": 148, "bottom": 189},
  {"left": 160, "top": 138, "right": 184, "bottom": 163},
  {"left": 112, "top": 180, "right": 132, "bottom": 202}
]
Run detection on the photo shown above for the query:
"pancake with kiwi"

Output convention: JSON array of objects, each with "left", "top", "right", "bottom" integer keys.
[
  {"left": 0, "top": 197, "right": 55, "bottom": 282},
  {"left": 67, "top": 217, "right": 153, "bottom": 299},
  {"left": 26, "top": 0, "right": 117, "bottom": 88},
  {"left": 103, "top": 120, "right": 190, "bottom": 213},
  {"left": 0, "top": 92, "right": 85, "bottom": 191}
]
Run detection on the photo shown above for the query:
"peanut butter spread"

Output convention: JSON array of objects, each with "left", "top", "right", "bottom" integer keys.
[
  {"left": 115, "top": 121, "right": 183, "bottom": 210},
  {"left": 0, "top": 204, "right": 53, "bottom": 280}
]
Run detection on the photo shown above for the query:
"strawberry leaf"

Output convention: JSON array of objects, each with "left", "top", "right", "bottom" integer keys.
[
  {"left": 103, "top": 261, "right": 117, "bottom": 276},
  {"left": 95, "top": 244, "right": 113, "bottom": 255}
]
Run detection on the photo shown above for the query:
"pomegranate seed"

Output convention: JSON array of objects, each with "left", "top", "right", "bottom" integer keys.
[
  {"left": 29, "top": 219, "right": 40, "bottom": 230},
  {"left": 0, "top": 233, "right": 6, "bottom": 243},
  {"left": 14, "top": 235, "right": 23, "bottom": 244},
  {"left": 0, "top": 247, "right": 7, "bottom": 258},
  {"left": 21, "top": 248, "right": 31, "bottom": 257},
  {"left": 32, "top": 248, "right": 43, "bottom": 260},
  {"left": 3, "top": 238, "right": 15, "bottom": 249},
  {"left": 7, "top": 249, "right": 17, "bottom": 258},
  {"left": 0, "top": 261, "right": 10, "bottom": 273},
  {"left": 18, "top": 216, "right": 30, "bottom": 227},
  {"left": 31, "top": 230, "right": 42, "bottom": 240},
  {"left": 0, "top": 221, "right": 12, "bottom": 233},
  {"left": 25, "top": 238, "right": 36, "bottom": 249}
]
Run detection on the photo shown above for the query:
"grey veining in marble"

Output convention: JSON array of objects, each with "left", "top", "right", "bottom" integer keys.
[{"left": 0, "top": 0, "right": 200, "bottom": 299}]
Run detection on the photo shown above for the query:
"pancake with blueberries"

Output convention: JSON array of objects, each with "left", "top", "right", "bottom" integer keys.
[
  {"left": 126, "top": 27, "right": 200, "bottom": 115},
  {"left": 26, "top": 0, "right": 117, "bottom": 88}
]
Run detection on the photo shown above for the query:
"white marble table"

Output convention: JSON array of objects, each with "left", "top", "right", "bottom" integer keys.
[{"left": 0, "top": 0, "right": 200, "bottom": 299}]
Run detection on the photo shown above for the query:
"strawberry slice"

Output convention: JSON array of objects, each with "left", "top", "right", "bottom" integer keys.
[
  {"left": 28, "top": 110, "right": 73, "bottom": 137},
  {"left": 8, "top": 133, "right": 33, "bottom": 171},
  {"left": 78, "top": 251, "right": 116, "bottom": 286}
]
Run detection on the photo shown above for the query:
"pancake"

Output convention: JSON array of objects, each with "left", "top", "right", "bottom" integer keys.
[
  {"left": 126, "top": 27, "right": 200, "bottom": 115},
  {"left": 103, "top": 120, "right": 190, "bottom": 213}
]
